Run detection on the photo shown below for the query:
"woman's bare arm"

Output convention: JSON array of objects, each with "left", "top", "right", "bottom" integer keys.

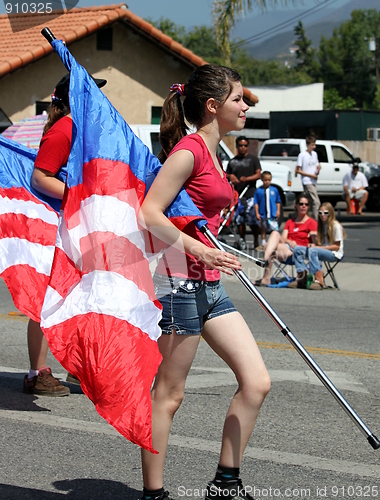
[
  {"left": 140, "top": 149, "right": 241, "bottom": 274},
  {"left": 31, "top": 168, "right": 65, "bottom": 200}
]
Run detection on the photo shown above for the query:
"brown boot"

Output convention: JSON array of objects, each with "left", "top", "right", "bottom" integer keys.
[
  {"left": 287, "top": 272, "right": 307, "bottom": 289},
  {"left": 308, "top": 270, "right": 325, "bottom": 290}
]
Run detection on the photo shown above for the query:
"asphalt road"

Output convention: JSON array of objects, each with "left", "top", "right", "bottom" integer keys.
[{"left": 0, "top": 224, "right": 379, "bottom": 499}]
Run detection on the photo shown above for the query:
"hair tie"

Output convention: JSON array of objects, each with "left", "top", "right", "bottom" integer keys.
[
  {"left": 170, "top": 83, "right": 185, "bottom": 96},
  {"left": 51, "top": 93, "right": 62, "bottom": 102}
]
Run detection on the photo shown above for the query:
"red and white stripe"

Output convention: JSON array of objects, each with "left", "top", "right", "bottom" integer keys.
[
  {"left": 40, "top": 160, "right": 163, "bottom": 452},
  {"left": 0, "top": 186, "right": 58, "bottom": 321}
]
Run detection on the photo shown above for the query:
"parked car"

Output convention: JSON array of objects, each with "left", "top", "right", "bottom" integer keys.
[
  {"left": 362, "top": 162, "right": 380, "bottom": 211},
  {"left": 258, "top": 138, "right": 367, "bottom": 206}
]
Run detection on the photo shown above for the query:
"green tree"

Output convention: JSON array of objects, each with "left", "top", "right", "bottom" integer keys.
[
  {"left": 318, "top": 9, "right": 380, "bottom": 108},
  {"left": 373, "top": 85, "right": 380, "bottom": 110},
  {"left": 184, "top": 26, "right": 224, "bottom": 64},
  {"left": 323, "top": 88, "right": 356, "bottom": 109},
  {"left": 147, "top": 17, "right": 186, "bottom": 43},
  {"left": 293, "top": 21, "right": 319, "bottom": 78},
  {"left": 147, "top": 17, "right": 312, "bottom": 87}
]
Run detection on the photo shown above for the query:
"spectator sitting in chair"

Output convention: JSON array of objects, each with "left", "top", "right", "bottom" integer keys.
[
  {"left": 291, "top": 202, "right": 346, "bottom": 290},
  {"left": 254, "top": 194, "right": 317, "bottom": 287},
  {"left": 342, "top": 162, "right": 368, "bottom": 215}
]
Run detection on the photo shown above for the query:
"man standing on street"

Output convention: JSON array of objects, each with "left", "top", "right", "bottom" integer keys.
[
  {"left": 226, "top": 136, "right": 261, "bottom": 249},
  {"left": 342, "top": 162, "right": 369, "bottom": 215},
  {"left": 296, "top": 135, "right": 321, "bottom": 220}
]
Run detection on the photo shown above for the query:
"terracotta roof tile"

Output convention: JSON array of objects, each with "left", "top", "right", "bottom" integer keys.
[
  {"left": 0, "top": 3, "right": 258, "bottom": 105},
  {"left": 0, "top": 4, "right": 128, "bottom": 78}
]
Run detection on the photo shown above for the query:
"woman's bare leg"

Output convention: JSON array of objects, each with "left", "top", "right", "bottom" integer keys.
[
  {"left": 260, "top": 232, "right": 292, "bottom": 285},
  {"left": 202, "top": 311, "right": 271, "bottom": 468},
  {"left": 141, "top": 331, "right": 201, "bottom": 490}
]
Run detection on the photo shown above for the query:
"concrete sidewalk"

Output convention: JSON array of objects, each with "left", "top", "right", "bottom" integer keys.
[{"left": 239, "top": 259, "right": 380, "bottom": 292}]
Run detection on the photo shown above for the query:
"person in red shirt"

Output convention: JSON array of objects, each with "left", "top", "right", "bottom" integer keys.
[
  {"left": 254, "top": 194, "right": 317, "bottom": 288},
  {"left": 139, "top": 66, "right": 270, "bottom": 500},
  {"left": 24, "top": 73, "right": 106, "bottom": 397}
]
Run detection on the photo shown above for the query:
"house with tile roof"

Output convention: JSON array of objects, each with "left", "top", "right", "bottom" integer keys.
[{"left": 0, "top": 3, "right": 258, "bottom": 132}]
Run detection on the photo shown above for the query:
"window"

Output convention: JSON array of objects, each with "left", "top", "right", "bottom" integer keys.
[
  {"left": 35, "top": 101, "right": 50, "bottom": 115},
  {"left": 245, "top": 117, "right": 269, "bottom": 130},
  {"left": 261, "top": 143, "right": 300, "bottom": 157},
  {"left": 97, "top": 28, "right": 113, "bottom": 51},
  {"left": 331, "top": 146, "right": 355, "bottom": 164},
  {"left": 151, "top": 107, "right": 162, "bottom": 125},
  {"left": 150, "top": 132, "right": 161, "bottom": 157},
  {"left": 315, "top": 145, "right": 328, "bottom": 163},
  {"left": 0, "top": 107, "right": 12, "bottom": 133},
  {"left": 368, "top": 128, "right": 380, "bottom": 141}
]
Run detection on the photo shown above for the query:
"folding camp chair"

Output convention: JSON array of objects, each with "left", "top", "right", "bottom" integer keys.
[
  {"left": 271, "top": 255, "right": 296, "bottom": 284},
  {"left": 273, "top": 256, "right": 342, "bottom": 289},
  {"left": 323, "top": 259, "right": 342, "bottom": 290}
]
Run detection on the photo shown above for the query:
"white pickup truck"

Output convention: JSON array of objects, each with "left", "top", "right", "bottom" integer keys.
[
  {"left": 130, "top": 125, "right": 295, "bottom": 220},
  {"left": 258, "top": 138, "right": 364, "bottom": 206}
]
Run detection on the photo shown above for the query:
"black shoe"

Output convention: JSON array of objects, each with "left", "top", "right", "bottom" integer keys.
[
  {"left": 141, "top": 490, "right": 172, "bottom": 500},
  {"left": 205, "top": 479, "right": 255, "bottom": 500}
]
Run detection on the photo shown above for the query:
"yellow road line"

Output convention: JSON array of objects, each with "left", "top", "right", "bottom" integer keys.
[
  {"left": 2, "top": 316, "right": 378, "bottom": 360},
  {"left": 257, "top": 341, "right": 380, "bottom": 360},
  {"left": 0, "top": 313, "right": 28, "bottom": 322}
]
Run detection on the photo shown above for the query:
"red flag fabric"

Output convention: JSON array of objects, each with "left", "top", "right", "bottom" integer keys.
[{"left": 0, "top": 138, "right": 59, "bottom": 321}]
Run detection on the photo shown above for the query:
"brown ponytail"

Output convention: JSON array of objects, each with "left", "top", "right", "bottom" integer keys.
[
  {"left": 158, "top": 64, "right": 241, "bottom": 162},
  {"left": 42, "top": 102, "right": 68, "bottom": 136},
  {"left": 158, "top": 92, "right": 188, "bottom": 163}
]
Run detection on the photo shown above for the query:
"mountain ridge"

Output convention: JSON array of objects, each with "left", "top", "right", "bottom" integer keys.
[{"left": 232, "top": 0, "right": 380, "bottom": 61}]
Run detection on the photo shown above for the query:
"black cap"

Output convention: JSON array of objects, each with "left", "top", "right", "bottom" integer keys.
[{"left": 53, "top": 73, "right": 107, "bottom": 101}]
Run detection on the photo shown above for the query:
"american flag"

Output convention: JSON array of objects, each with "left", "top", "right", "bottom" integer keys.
[
  {"left": 28, "top": 39, "right": 201, "bottom": 452},
  {"left": 0, "top": 137, "right": 60, "bottom": 321}
]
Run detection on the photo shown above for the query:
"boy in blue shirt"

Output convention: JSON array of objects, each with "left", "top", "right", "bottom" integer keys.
[{"left": 254, "top": 171, "right": 281, "bottom": 248}]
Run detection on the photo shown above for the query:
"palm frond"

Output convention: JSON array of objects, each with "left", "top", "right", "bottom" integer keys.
[{"left": 213, "top": 0, "right": 280, "bottom": 64}]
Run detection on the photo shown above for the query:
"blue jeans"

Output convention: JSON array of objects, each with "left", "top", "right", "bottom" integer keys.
[{"left": 293, "top": 246, "right": 337, "bottom": 275}]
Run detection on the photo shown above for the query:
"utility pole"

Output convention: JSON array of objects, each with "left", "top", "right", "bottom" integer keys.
[
  {"left": 369, "top": 36, "right": 379, "bottom": 85},
  {"left": 376, "top": 36, "right": 379, "bottom": 86}
]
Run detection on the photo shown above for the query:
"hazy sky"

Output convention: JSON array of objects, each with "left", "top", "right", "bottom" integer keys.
[
  {"left": 124, "top": 0, "right": 353, "bottom": 28},
  {"left": 0, "top": 0, "right": 355, "bottom": 27}
]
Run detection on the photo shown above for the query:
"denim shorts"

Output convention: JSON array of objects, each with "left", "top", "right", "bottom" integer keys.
[{"left": 153, "top": 274, "right": 237, "bottom": 335}]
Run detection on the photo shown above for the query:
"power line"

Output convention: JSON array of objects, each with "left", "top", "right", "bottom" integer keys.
[{"left": 230, "top": 0, "right": 340, "bottom": 49}]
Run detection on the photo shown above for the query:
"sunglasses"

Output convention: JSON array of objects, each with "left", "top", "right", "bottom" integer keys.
[
  {"left": 319, "top": 210, "right": 329, "bottom": 216},
  {"left": 298, "top": 202, "right": 309, "bottom": 206},
  {"left": 237, "top": 144, "right": 248, "bottom": 148}
]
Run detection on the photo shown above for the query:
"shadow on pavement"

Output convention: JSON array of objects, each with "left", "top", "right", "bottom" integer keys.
[
  {"left": 0, "top": 479, "right": 141, "bottom": 499},
  {"left": 0, "top": 375, "right": 50, "bottom": 412}
]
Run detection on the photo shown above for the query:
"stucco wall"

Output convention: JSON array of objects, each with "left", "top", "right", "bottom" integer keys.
[{"left": 0, "top": 22, "right": 194, "bottom": 124}]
